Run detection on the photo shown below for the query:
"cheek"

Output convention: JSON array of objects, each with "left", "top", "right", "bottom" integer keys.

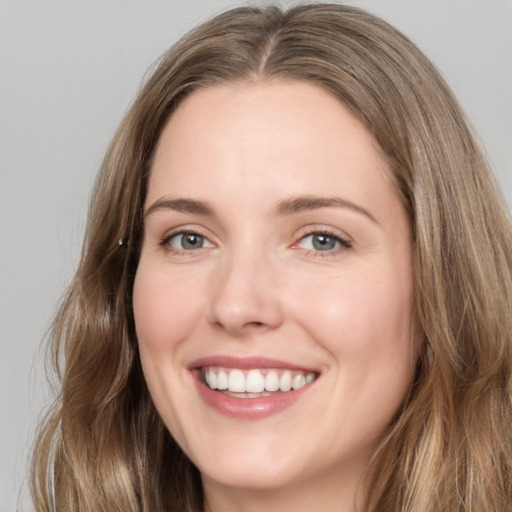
[
  {"left": 132, "top": 262, "right": 207, "bottom": 352},
  {"left": 292, "top": 262, "right": 414, "bottom": 368},
  {"left": 132, "top": 261, "right": 207, "bottom": 446}
]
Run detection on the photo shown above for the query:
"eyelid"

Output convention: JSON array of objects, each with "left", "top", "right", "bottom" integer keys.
[
  {"left": 168, "top": 232, "right": 214, "bottom": 249},
  {"left": 291, "top": 226, "right": 352, "bottom": 254},
  {"left": 294, "top": 224, "right": 352, "bottom": 243},
  {"left": 159, "top": 225, "right": 217, "bottom": 254}
]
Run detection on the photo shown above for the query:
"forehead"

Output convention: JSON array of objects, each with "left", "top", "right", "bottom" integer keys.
[
  {"left": 147, "top": 80, "right": 400, "bottom": 220},
  {"left": 154, "top": 80, "right": 384, "bottom": 161}
]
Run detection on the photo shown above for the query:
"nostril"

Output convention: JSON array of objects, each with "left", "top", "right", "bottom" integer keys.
[{"left": 211, "top": 320, "right": 263, "bottom": 329}]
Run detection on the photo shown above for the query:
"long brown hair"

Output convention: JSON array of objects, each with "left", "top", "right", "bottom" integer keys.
[{"left": 31, "top": 4, "right": 512, "bottom": 511}]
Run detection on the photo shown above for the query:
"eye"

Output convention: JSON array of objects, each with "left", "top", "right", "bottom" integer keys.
[
  {"left": 165, "top": 231, "right": 214, "bottom": 251},
  {"left": 298, "top": 231, "right": 351, "bottom": 253}
]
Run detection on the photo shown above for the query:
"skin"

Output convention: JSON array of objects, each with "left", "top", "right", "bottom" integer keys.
[{"left": 133, "top": 81, "right": 415, "bottom": 512}]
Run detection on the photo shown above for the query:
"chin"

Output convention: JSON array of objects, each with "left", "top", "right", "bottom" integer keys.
[
  {"left": 185, "top": 434, "right": 305, "bottom": 490},
  {"left": 199, "top": 460, "right": 304, "bottom": 492}
]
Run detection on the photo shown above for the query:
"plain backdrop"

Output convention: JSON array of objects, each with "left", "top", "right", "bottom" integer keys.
[{"left": 1, "top": 1, "right": 511, "bottom": 510}]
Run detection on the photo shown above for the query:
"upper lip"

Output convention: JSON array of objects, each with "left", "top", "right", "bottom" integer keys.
[{"left": 188, "top": 355, "right": 318, "bottom": 372}]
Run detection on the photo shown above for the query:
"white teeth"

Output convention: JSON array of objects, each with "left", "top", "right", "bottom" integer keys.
[
  {"left": 245, "top": 369, "right": 265, "bottom": 393},
  {"left": 228, "top": 369, "right": 245, "bottom": 392},
  {"left": 279, "top": 371, "right": 292, "bottom": 392},
  {"left": 208, "top": 368, "right": 217, "bottom": 389},
  {"left": 292, "top": 374, "right": 306, "bottom": 390},
  {"left": 217, "top": 370, "right": 228, "bottom": 390},
  {"left": 204, "top": 367, "right": 317, "bottom": 394},
  {"left": 265, "top": 371, "right": 280, "bottom": 392}
]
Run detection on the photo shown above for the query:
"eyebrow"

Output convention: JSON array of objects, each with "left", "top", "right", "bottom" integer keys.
[
  {"left": 276, "top": 195, "right": 378, "bottom": 224},
  {"left": 144, "top": 194, "right": 377, "bottom": 224},
  {"left": 144, "top": 198, "right": 214, "bottom": 218}
]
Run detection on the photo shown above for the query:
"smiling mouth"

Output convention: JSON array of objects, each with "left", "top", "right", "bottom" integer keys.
[{"left": 201, "top": 367, "right": 318, "bottom": 398}]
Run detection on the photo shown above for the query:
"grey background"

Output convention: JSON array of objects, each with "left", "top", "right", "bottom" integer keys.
[{"left": 1, "top": 1, "right": 511, "bottom": 510}]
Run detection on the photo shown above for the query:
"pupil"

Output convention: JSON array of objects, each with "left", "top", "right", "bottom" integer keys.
[
  {"left": 183, "top": 234, "right": 202, "bottom": 249},
  {"left": 313, "top": 234, "right": 335, "bottom": 251}
]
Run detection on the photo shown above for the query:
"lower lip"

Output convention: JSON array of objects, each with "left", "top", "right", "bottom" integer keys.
[{"left": 193, "top": 375, "right": 313, "bottom": 420}]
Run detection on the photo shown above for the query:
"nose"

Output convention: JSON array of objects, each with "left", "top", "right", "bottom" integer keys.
[{"left": 207, "top": 249, "right": 284, "bottom": 336}]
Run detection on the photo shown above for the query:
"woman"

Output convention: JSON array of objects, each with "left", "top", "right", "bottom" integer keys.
[{"left": 31, "top": 3, "right": 512, "bottom": 511}]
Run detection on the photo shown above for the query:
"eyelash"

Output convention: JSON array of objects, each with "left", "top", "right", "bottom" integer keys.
[
  {"left": 160, "top": 229, "right": 213, "bottom": 256},
  {"left": 294, "top": 229, "right": 352, "bottom": 257},
  {"left": 159, "top": 228, "right": 352, "bottom": 256}
]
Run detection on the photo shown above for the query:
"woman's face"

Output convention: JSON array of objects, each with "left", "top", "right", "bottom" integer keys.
[{"left": 133, "top": 81, "right": 415, "bottom": 497}]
